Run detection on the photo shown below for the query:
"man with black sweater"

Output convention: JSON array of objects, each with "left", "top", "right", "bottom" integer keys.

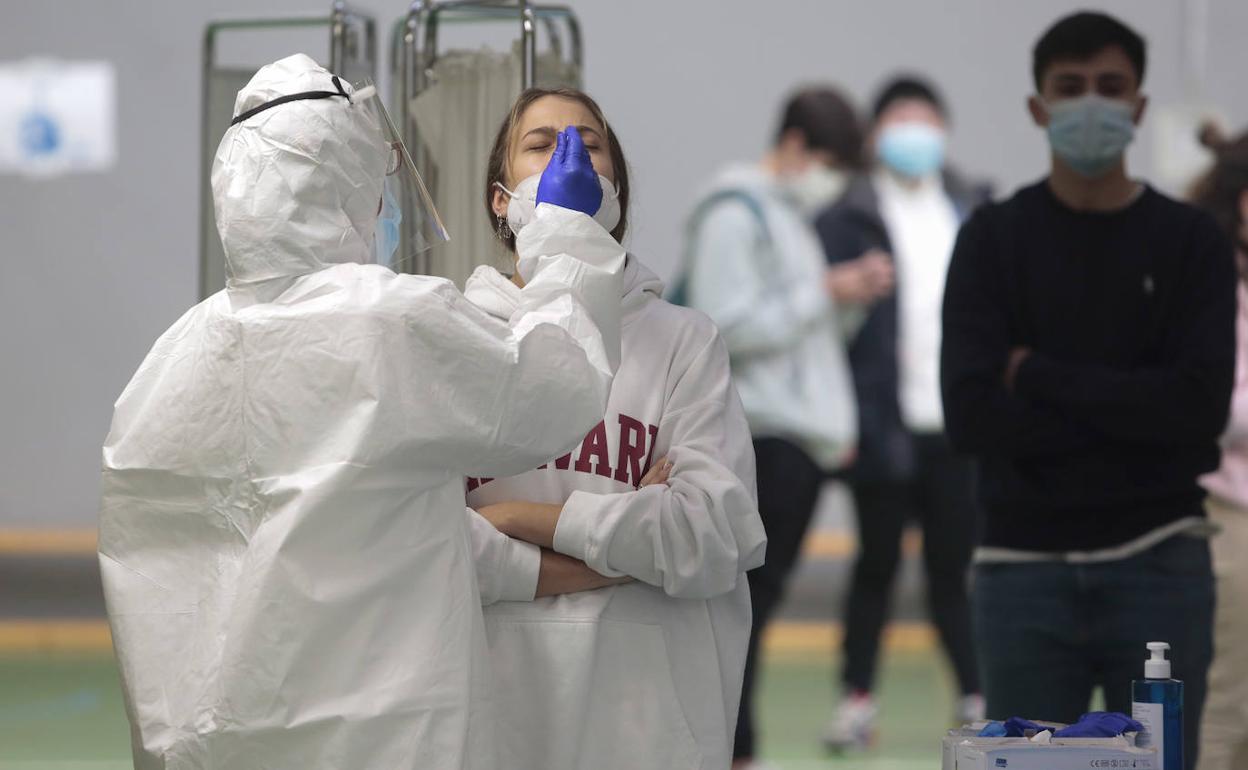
[{"left": 940, "top": 13, "right": 1234, "bottom": 769}]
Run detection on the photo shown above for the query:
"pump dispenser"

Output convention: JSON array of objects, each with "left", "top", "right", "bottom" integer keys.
[{"left": 1132, "top": 642, "right": 1183, "bottom": 770}]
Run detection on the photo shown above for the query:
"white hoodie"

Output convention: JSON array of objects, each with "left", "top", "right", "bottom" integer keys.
[
  {"left": 684, "top": 163, "right": 857, "bottom": 471},
  {"left": 463, "top": 256, "right": 767, "bottom": 770}
]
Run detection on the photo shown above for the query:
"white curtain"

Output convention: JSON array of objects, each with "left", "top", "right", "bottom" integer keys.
[{"left": 411, "top": 45, "right": 580, "bottom": 288}]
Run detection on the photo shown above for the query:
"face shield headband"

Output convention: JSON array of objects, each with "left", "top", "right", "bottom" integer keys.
[{"left": 230, "top": 75, "right": 353, "bottom": 126}]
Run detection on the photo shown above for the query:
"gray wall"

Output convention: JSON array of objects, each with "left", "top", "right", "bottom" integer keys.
[{"left": 2, "top": 0, "right": 1246, "bottom": 527}]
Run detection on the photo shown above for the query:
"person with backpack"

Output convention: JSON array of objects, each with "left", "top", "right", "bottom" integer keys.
[{"left": 679, "top": 85, "right": 893, "bottom": 769}]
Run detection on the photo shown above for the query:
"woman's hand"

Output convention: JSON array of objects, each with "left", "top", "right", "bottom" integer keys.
[
  {"left": 535, "top": 550, "right": 632, "bottom": 597},
  {"left": 535, "top": 126, "right": 603, "bottom": 216},
  {"left": 638, "top": 456, "right": 673, "bottom": 487},
  {"left": 825, "top": 248, "right": 895, "bottom": 305}
]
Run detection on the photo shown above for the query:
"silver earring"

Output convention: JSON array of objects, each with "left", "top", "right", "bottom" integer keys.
[{"left": 496, "top": 215, "right": 512, "bottom": 240}]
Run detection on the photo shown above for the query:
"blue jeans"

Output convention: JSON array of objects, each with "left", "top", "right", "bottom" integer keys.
[{"left": 972, "top": 534, "right": 1214, "bottom": 770}]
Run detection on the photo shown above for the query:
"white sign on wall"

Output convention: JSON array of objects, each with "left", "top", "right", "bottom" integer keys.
[{"left": 0, "top": 59, "right": 117, "bottom": 178}]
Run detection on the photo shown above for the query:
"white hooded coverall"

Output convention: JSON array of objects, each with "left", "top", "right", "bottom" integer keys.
[{"left": 97, "top": 54, "right": 623, "bottom": 770}]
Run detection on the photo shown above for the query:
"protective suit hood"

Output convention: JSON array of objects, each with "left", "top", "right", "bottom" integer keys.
[{"left": 211, "top": 54, "right": 386, "bottom": 299}]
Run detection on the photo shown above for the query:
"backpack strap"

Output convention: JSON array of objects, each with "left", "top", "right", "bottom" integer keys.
[{"left": 669, "top": 188, "right": 774, "bottom": 306}]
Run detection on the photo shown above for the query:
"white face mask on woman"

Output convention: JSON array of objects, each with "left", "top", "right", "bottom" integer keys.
[{"left": 496, "top": 173, "right": 621, "bottom": 235}]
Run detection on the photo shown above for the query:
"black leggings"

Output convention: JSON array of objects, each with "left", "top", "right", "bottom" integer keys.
[
  {"left": 734, "top": 437, "right": 825, "bottom": 760},
  {"left": 840, "top": 432, "right": 980, "bottom": 696}
]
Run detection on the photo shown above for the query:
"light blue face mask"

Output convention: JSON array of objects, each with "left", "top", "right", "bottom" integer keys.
[
  {"left": 1045, "top": 94, "right": 1136, "bottom": 177},
  {"left": 373, "top": 180, "right": 402, "bottom": 267},
  {"left": 876, "top": 122, "right": 946, "bottom": 179}
]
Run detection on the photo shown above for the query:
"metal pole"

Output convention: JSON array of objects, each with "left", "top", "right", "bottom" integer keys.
[
  {"left": 199, "top": 25, "right": 219, "bottom": 300},
  {"left": 520, "top": 0, "right": 536, "bottom": 89}
]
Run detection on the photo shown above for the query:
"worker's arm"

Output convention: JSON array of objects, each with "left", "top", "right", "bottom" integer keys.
[{"left": 400, "top": 204, "right": 625, "bottom": 477}]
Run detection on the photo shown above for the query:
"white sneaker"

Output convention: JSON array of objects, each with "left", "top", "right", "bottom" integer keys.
[
  {"left": 821, "top": 692, "right": 878, "bottom": 752},
  {"left": 955, "top": 693, "right": 986, "bottom": 726}
]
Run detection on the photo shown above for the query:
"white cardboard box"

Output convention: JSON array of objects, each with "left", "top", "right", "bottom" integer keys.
[{"left": 945, "top": 734, "right": 1156, "bottom": 770}]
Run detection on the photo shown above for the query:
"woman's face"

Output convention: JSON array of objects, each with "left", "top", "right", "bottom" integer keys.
[{"left": 491, "top": 95, "right": 615, "bottom": 219}]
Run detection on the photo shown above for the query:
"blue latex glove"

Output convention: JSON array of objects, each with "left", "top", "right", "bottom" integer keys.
[
  {"left": 535, "top": 126, "right": 602, "bottom": 216},
  {"left": 978, "top": 722, "right": 1008, "bottom": 738},
  {"left": 1002, "top": 717, "right": 1044, "bottom": 737},
  {"left": 1053, "top": 712, "right": 1144, "bottom": 738}
]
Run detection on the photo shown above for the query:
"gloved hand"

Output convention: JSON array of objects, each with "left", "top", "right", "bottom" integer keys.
[
  {"left": 1052, "top": 712, "right": 1144, "bottom": 738},
  {"left": 998, "top": 717, "right": 1044, "bottom": 737},
  {"left": 535, "top": 126, "right": 602, "bottom": 216}
]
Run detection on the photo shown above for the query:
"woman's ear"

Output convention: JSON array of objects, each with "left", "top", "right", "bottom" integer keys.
[{"left": 491, "top": 185, "right": 510, "bottom": 219}]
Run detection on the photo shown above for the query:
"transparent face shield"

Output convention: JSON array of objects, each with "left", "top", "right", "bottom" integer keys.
[
  {"left": 351, "top": 79, "right": 448, "bottom": 270},
  {"left": 228, "top": 74, "right": 448, "bottom": 272}
]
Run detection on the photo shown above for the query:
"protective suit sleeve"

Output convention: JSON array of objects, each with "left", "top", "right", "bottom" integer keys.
[
  {"left": 940, "top": 210, "right": 1096, "bottom": 458},
  {"left": 466, "top": 507, "right": 541, "bottom": 605},
  {"left": 406, "top": 204, "right": 624, "bottom": 476},
  {"left": 687, "top": 200, "right": 833, "bottom": 358},
  {"left": 551, "top": 331, "right": 767, "bottom": 599}
]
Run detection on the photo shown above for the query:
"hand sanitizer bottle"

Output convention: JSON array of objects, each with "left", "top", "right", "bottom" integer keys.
[{"left": 1132, "top": 641, "right": 1183, "bottom": 770}]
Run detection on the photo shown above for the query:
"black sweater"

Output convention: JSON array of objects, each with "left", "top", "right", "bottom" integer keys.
[{"left": 940, "top": 180, "right": 1235, "bottom": 552}]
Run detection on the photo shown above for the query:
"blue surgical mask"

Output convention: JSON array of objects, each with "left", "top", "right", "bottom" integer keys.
[
  {"left": 876, "top": 122, "right": 946, "bottom": 179},
  {"left": 1045, "top": 94, "right": 1136, "bottom": 177},
  {"left": 373, "top": 181, "right": 402, "bottom": 267}
]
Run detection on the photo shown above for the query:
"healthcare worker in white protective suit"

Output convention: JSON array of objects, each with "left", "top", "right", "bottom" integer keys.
[{"left": 97, "top": 54, "right": 624, "bottom": 770}]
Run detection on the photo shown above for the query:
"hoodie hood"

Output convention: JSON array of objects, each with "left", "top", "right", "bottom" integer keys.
[
  {"left": 464, "top": 254, "right": 664, "bottom": 322},
  {"left": 210, "top": 54, "right": 387, "bottom": 298},
  {"left": 699, "top": 163, "right": 778, "bottom": 203}
]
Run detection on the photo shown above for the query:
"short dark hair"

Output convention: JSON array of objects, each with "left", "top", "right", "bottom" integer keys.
[
  {"left": 872, "top": 75, "right": 946, "bottom": 123},
  {"left": 1032, "top": 11, "right": 1146, "bottom": 90},
  {"left": 776, "top": 86, "right": 863, "bottom": 169}
]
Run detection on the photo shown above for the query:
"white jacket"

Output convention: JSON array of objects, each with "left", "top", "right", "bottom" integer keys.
[
  {"left": 463, "top": 257, "right": 767, "bottom": 770},
  {"left": 98, "top": 54, "right": 623, "bottom": 770},
  {"left": 683, "top": 163, "right": 857, "bottom": 470}
]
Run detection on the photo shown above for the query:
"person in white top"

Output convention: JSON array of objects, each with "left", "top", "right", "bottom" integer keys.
[
  {"left": 463, "top": 87, "right": 768, "bottom": 770},
  {"left": 98, "top": 55, "right": 624, "bottom": 770},
  {"left": 681, "top": 86, "right": 894, "bottom": 769},
  {"left": 1191, "top": 124, "right": 1248, "bottom": 770},
  {"left": 814, "top": 76, "right": 990, "bottom": 750}
]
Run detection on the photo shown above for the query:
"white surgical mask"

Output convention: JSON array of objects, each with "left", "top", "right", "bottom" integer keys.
[
  {"left": 1045, "top": 94, "right": 1137, "bottom": 178},
  {"left": 784, "top": 164, "right": 847, "bottom": 216},
  {"left": 495, "top": 173, "right": 621, "bottom": 235}
]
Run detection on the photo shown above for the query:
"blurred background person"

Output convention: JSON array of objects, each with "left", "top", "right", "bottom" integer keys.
[
  {"left": 678, "top": 85, "right": 891, "bottom": 769},
  {"left": 941, "top": 13, "right": 1233, "bottom": 769},
  {"left": 1190, "top": 123, "right": 1248, "bottom": 770},
  {"left": 814, "top": 75, "right": 989, "bottom": 752}
]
